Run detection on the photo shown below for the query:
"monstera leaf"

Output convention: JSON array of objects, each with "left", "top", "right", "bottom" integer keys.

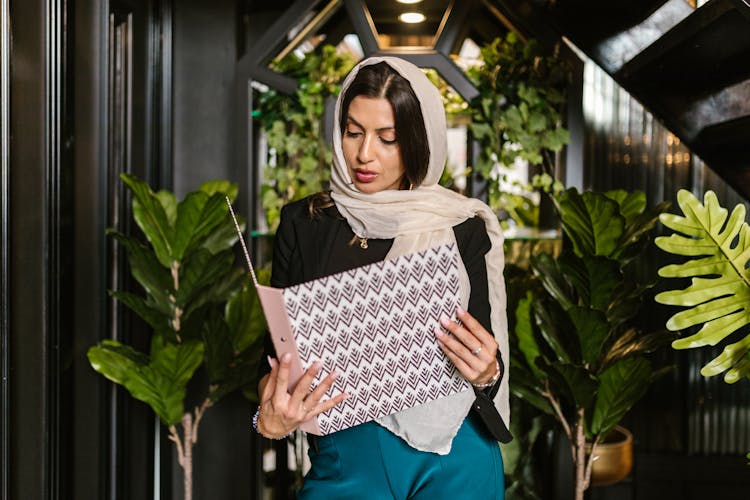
[{"left": 655, "top": 189, "right": 750, "bottom": 383}]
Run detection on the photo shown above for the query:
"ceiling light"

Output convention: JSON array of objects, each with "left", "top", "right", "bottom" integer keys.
[
  {"left": 397, "top": 0, "right": 423, "bottom": 4},
  {"left": 398, "top": 12, "right": 426, "bottom": 23}
]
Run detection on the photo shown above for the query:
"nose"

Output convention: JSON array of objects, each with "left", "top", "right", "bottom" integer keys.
[{"left": 357, "top": 134, "right": 374, "bottom": 164}]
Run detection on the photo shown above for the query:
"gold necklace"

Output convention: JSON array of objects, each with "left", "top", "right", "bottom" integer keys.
[{"left": 357, "top": 236, "right": 368, "bottom": 249}]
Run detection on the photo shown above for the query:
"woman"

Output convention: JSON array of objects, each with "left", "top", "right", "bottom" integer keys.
[{"left": 254, "top": 56, "right": 511, "bottom": 499}]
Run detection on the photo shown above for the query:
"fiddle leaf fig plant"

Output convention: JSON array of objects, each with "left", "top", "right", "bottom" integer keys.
[
  {"left": 510, "top": 188, "right": 673, "bottom": 500},
  {"left": 655, "top": 189, "right": 750, "bottom": 383},
  {"left": 88, "top": 173, "right": 267, "bottom": 500}
]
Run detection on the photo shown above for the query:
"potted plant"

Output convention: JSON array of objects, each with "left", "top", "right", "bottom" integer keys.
[
  {"left": 509, "top": 187, "right": 673, "bottom": 499},
  {"left": 465, "top": 32, "right": 570, "bottom": 227},
  {"left": 87, "top": 174, "right": 268, "bottom": 500}
]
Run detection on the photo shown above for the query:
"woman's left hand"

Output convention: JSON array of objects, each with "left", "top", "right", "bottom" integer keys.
[{"left": 434, "top": 307, "right": 499, "bottom": 387}]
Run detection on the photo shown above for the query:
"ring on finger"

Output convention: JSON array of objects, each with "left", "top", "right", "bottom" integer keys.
[{"left": 471, "top": 345, "right": 483, "bottom": 356}]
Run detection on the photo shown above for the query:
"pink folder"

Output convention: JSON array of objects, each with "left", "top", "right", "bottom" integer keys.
[{"left": 227, "top": 200, "right": 471, "bottom": 435}]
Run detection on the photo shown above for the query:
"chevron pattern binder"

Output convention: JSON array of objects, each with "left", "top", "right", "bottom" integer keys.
[
  {"left": 225, "top": 200, "right": 470, "bottom": 436},
  {"left": 264, "top": 243, "right": 471, "bottom": 435}
]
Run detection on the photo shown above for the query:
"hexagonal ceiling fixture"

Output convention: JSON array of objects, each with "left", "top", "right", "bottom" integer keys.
[{"left": 239, "top": 0, "right": 515, "bottom": 102}]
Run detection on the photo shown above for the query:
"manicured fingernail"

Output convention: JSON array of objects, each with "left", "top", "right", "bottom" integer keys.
[
  {"left": 267, "top": 355, "right": 274, "bottom": 367},
  {"left": 282, "top": 352, "right": 291, "bottom": 363},
  {"left": 330, "top": 370, "right": 340, "bottom": 379},
  {"left": 456, "top": 306, "right": 466, "bottom": 316},
  {"left": 440, "top": 314, "right": 450, "bottom": 327},
  {"left": 434, "top": 327, "right": 444, "bottom": 338}
]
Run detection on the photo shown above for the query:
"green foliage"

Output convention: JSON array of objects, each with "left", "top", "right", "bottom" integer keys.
[
  {"left": 255, "top": 46, "right": 356, "bottom": 231},
  {"left": 88, "top": 174, "right": 267, "bottom": 425},
  {"left": 466, "top": 32, "right": 571, "bottom": 225},
  {"left": 89, "top": 337, "right": 203, "bottom": 425},
  {"left": 655, "top": 189, "right": 750, "bottom": 383},
  {"left": 510, "top": 188, "right": 672, "bottom": 440}
]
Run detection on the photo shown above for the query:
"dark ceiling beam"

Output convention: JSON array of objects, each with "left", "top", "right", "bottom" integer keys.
[
  {"left": 343, "top": 0, "right": 378, "bottom": 55},
  {"left": 434, "top": 0, "right": 477, "bottom": 55},
  {"left": 374, "top": 49, "right": 479, "bottom": 102},
  {"left": 238, "top": 0, "right": 330, "bottom": 94}
]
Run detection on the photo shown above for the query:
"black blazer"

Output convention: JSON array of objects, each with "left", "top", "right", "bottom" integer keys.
[{"left": 259, "top": 197, "right": 512, "bottom": 443}]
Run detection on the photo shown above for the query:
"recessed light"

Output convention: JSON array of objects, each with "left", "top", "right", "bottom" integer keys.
[
  {"left": 398, "top": 12, "right": 426, "bottom": 23},
  {"left": 397, "top": 0, "right": 423, "bottom": 4}
]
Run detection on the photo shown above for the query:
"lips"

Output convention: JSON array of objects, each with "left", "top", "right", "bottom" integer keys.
[{"left": 354, "top": 169, "right": 377, "bottom": 183}]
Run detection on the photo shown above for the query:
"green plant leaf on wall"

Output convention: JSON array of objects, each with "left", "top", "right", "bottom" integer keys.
[
  {"left": 88, "top": 336, "right": 204, "bottom": 425},
  {"left": 655, "top": 189, "right": 750, "bottom": 383}
]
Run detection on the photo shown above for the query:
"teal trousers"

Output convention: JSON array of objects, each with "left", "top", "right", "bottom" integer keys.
[{"left": 297, "top": 414, "right": 504, "bottom": 500}]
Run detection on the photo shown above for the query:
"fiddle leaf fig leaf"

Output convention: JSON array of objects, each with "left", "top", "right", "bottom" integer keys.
[
  {"left": 532, "top": 298, "right": 578, "bottom": 364},
  {"left": 590, "top": 356, "right": 651, "bottom": 437},
  {"left": 176, "top": 248, "right": 234, "bottom": 308},
  {"left": 183, "top": 194, "right": 232, "bottom": 257},
  {"left": 87, "top": 337, "right": 203, "bottom": 425},
  {"left": 554, "top": 189, "right": 625, "bottom": 258},
  {"left": 567, "top": 306, "right": 610, "bottom": 369},
  {"left": 655, "top": 189, "right": 750, "bottom": 382},
  {"left": 200, "top": 180, "right": 238, "bottom": 202},
  {"left": 509, "top": 357, "right": 554, "bottom": 415},
  {"left": 172, "top": 191, "right": 210, "bottom": 261},
  {"left": 515, "top": 292, "right": 546, "bottom": 381},
  {"left": 226, "top": 270, "right": 270, "bottom": 354},
  {"left": 538, "top": 358, "right": 597, "bottom": 411},
  {"left": 605, "top": 189, "right": 645, "bottom": 225},
  {"left": 121, "top": 173, "right": 174, "bottom": 268},
  {"left": 108, "top": 231, "right": 172, "bottom": 315}
]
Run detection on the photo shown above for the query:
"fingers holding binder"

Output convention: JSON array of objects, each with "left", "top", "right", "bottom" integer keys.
[
  {"left": 256, "top": 353, "right": 348, "bottom": 439},
  {"left": 434, "top": 307, "right": 501, "bottom": 388}
]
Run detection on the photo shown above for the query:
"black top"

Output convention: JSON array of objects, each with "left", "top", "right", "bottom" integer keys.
[{"left": 258, "top": 197, "right": 511, "bottom": 443}]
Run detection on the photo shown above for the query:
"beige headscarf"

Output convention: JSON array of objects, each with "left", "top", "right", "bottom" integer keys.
[{"left": 330, "top": 56, "right": 509, "bottom": 454}]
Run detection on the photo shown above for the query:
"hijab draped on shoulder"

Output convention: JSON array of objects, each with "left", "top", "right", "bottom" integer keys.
[{"left": 329, "top": 56, "right": 509, "bottom": 454}]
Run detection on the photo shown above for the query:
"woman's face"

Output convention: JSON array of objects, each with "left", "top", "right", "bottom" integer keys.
[{"left": 342, "top": 96, "right": 406, "bottom": 194}]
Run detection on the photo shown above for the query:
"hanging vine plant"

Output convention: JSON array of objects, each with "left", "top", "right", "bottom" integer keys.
[
  {"left": 466, "top": 32, "right": 571, "bottom": 227},
  {"left": 255, "top": 46, "right": 356, "bottom": 231}
]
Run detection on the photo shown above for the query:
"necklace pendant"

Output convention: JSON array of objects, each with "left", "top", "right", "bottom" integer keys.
[{"left": 359, "top": 237, "right": 368, "bottom": 249}]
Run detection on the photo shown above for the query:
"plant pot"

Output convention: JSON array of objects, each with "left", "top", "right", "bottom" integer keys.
[{"left": 586, "top": 426, "right": 633, "bottom": 486}]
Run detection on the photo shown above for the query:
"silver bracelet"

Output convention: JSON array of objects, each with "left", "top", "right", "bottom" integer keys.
[
  {"left": 472, "top": 360, "right": 501, "bottom": 389},
  {"left": 252, "top": 405, "right": 291, "bottom": 440}
]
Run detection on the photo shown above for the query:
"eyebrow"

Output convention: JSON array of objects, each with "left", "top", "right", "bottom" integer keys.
[{"left": 346, "top": 115, "right": 395, "bottom": 133}]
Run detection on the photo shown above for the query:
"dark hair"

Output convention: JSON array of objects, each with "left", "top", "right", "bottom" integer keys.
[{"left": 339, "top": 62, "right": 430, "bottom": 189}]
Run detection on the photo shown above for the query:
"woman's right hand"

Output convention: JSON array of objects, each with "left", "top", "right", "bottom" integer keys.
[{"left": 256, "top": 353, "right": 348, "bottom": 439}]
